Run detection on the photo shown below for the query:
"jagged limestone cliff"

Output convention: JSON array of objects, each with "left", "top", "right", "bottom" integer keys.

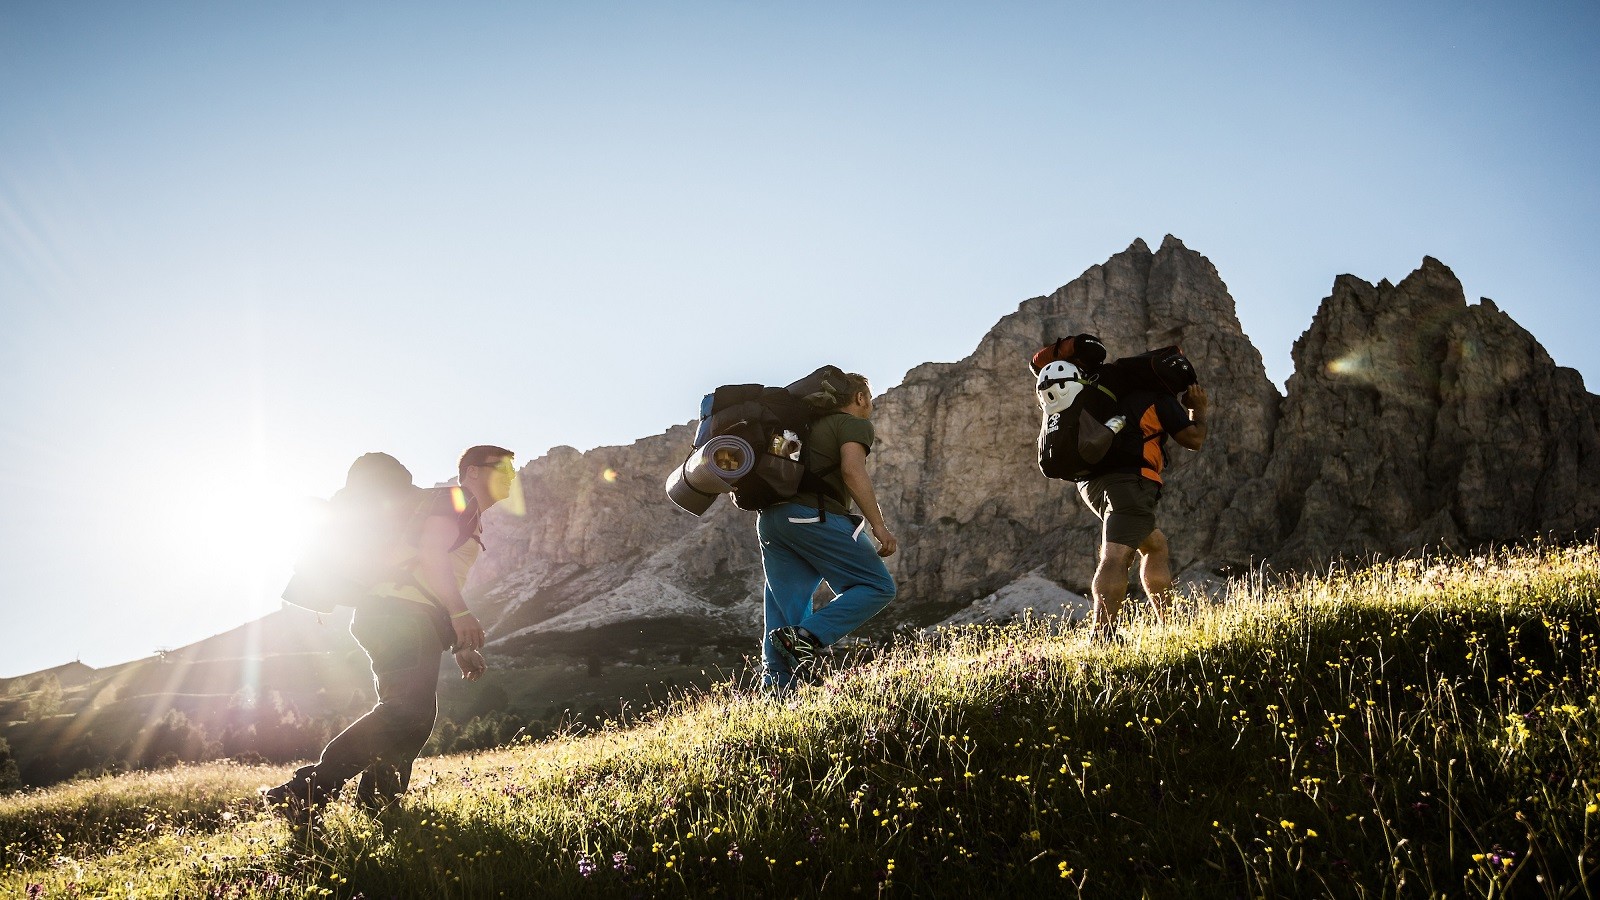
[
  {"left": 1214, "top": 258, "right": 1600, "bottom": 564},
  {"left": 468, "top": 238, "right": 1599, "bottom": 655}
]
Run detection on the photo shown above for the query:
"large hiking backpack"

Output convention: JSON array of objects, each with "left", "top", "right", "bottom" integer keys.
[
  {"left": 1029, "top": 333, "right": 1107, "bottom": 375},
  {"left": 1101, "top": 345, "right": 1197, "bottom": 396},
  {"left": 281, "top": 453, "right": 475, "bottom": 613},
  {"left": 1031, "top": 337, "right": 1198, "bottom": 481},
  {"left": 1035, "top": 357, "right": 1127, "bottom": 481},
  {"left": 665, "top": 365, "right": 853, "bottom": 517},
  {"left": 1063, "top": 344, "right": 1198, "bottom": 480}
]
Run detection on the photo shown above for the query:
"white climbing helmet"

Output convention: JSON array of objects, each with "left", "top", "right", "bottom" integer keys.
[{"left": 1036, "top": 360, "right": 1087, "bottom": 414}]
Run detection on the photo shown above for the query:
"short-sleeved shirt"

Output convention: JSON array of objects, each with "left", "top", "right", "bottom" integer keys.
[
  {"left": 371, "top": 486, "right": 483, "bottom": 609},
  {"left": 1085, "top": 390, "right": 1194, "bottom": 484},
  {"left": 797, "top": 412, "right": 875, "bottom": 516}
]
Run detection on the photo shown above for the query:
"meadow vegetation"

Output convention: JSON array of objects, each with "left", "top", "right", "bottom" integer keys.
[
  {"left": 0, "top": 657, "right": 717, "bottom": 789},
  {"left": 3, "top": 541, "right": 1597, "bottom": 898}
]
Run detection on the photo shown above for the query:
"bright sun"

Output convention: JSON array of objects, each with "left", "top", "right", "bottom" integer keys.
[{"left": 186, "top": 477, "right": 323, "bottom": 605}]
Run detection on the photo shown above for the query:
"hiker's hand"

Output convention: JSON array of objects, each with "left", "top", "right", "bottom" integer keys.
[
  {"left": 872, "top": 524, "right": 898, "bottom": 558},
  {"left": 1183, "top": 384, "right": 1209, "bottom": 413},
  {"left": 455, "top": 649, "right": 486, "bottom": 681},
  {"left": 452, "top": 613, "right": 485, "bottom": 652}
]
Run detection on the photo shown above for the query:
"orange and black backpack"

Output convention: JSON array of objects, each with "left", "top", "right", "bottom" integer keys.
[
  {"left": 1092, "top": 347, "right": 1199, "bottom": 482},
  {"left": 1031, "top": 337, "right": 1198, "bottom": 483}
]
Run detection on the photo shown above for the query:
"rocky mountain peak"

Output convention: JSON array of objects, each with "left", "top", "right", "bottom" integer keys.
[
  {"left": 1215, "top": 257, "right": 1600, "bottom": 564},
  {"left": 468, "top": 240, "right": 1599, "bottom": 657}
]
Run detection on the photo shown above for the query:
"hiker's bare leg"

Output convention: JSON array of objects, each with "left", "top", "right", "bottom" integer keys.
[
  {"left": 1092, "top": 541, "right": 1137, "bottom": 635},
  {"left": 1137, "top": 528, "right": 1172, "bottom": 625}
]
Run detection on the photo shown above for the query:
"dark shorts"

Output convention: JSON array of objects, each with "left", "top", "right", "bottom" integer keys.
[{"left": 1077, "top": 473, "right": 1162, "bottom": 549}]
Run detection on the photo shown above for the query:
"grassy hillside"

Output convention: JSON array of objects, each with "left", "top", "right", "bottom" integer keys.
[
  {"left": 0, "top": 607, "right": 732, "bottom": 788},
  {"left": 3, "top": 543, "right": 1598, "bottom": 898}
]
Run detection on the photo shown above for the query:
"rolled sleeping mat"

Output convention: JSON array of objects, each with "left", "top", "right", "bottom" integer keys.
[
  {"left": 666, "top": 467, "right": 718, "bottom": 516},
  {"left": 685, "top": 435, "right": 755, "bottom": 492},
  {"left": 664, "top": 434, "right": 757, "bottom": 516}
]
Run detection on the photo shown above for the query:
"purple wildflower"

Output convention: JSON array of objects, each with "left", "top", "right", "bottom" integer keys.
[
  {"left": 27, "top": 885, "right": 44, "bottom": 900},
  {"left": 727, "top": 843, "right": 744, "bottom": 864},
  {"left": 613, "top": 851, "right": 635, "bottom": 876},
  {"left": 577, "top": 853, "right": 597, "bottom": 878}
]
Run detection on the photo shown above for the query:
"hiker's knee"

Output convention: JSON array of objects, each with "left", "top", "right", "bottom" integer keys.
[
  {"left": 874, "top": 570, "right": 897, "bottom": 601},
  {"left": 856, "top": 576, "right": 895, "bottom": 614},
  {"left": 376, "top": 679, "right": 437, "bottom": 723},
  {"left": 1138, "top": 529, "right": 1169, "bottom": 559},
  {"left": 1099, "top": 541, "right": 1135, "bottom": 570}
]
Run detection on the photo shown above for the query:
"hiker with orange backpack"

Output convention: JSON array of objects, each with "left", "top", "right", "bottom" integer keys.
[{"left": 1032, "top": 337, "right": 1208, "bottom": 640}]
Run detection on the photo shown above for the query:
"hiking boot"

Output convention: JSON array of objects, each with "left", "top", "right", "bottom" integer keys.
[
  {"left": 768, "top": 627, "right": 823, "bottom": 684},
  {"left": 1085, "top": 626, "right": 1128, "bottom": 647},
  {"left": 355, "top": 763, "right": 404, "bottom": 816},
  {"left": 261, "top": 778, "right": 323, "bottom": 828}
]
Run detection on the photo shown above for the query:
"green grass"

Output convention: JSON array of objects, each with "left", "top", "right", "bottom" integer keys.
[{"left": 4, "top": 542, "right": 1599, "bottom": 898}]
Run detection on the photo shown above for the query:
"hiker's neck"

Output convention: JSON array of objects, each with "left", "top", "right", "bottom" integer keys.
[{"left": 463, "top": 483, "right": 494, "bottom": 510}]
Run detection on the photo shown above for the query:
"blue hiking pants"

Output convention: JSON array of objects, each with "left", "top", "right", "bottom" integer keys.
[{"left": 756, "top": 503, "right": 897, "bottom": 689}]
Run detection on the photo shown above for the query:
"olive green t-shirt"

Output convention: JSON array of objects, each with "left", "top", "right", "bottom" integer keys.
[{"left": 799, "top": 412, "right": 875, "bottom": 516}]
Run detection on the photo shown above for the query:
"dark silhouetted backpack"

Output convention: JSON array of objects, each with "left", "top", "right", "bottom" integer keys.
[
  {"left": 1031, "top": 335, "right": 1127, "bottom": 481},
  {"left": 281, "top": 453, "right": 475, "bottom": 614},
  {"left": 1092, "top": 346, "right": 1199, "bottom": 477},
  {"left": 666, "top": 366, "right": 853, "bottom": 517},
  {"left": 1030, "top": 333, "right": 1108, "bottom": 374},
  {"left": 1102, "top": 346, "right": 1197, "bottom": 396}
]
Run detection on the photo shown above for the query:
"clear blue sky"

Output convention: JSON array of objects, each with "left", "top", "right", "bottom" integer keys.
[{"left": 3, "top": 1, "right": 1596, "bottom": 677}]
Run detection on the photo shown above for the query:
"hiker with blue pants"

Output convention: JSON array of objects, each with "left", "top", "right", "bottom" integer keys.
[{"left": 761, "top": 373, "right": 898, "bottom": 690}]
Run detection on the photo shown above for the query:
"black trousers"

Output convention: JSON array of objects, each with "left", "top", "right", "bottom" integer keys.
[{"left": 292, "top": 600, "right": 447, "bottom": 803}]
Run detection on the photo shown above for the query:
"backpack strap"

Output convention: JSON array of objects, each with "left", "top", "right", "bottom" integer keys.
[
  {"left": 795, "top": 463, "right": 848, "bottom": 523},
  {"left": 391, "top": 489, "right": 483, "bottom": 599}
]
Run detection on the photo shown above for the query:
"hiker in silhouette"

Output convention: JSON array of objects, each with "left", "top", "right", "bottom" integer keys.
[
  {"left": 264, "top": 446, "right": 515, "bottom": 826},
  {"left": 1078, "top": 377, "right": 1208, "bottom": 641},
  {"left": 762, "top": 372, "right": 898, "bottom": 691}
]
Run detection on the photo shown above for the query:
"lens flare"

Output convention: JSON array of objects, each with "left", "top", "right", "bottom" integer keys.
[
  {"left": 1326, "top": 348, "right": 1373, "bottom": 378},
  {"left": 502, "top": 475, "right": 526, "bottom": 517},
  {"left": 602, "top": 468, "right": 619, "bottom": 483}
]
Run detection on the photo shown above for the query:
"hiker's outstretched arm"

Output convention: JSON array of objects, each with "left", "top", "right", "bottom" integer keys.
[
  {"left": 839, "top": 442, "right": 898, "bottom": 557},
  {"left": 416, "top": 514, "right": 485, "bottom": 651}
]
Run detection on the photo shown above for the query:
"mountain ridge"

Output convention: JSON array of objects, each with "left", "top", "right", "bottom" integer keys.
[
  {"left": 465, "top": 235, "right": 1598, "bottom": 655},
  {"left": 12, "top": 236, "right": 1596, "bottom": 677}
]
